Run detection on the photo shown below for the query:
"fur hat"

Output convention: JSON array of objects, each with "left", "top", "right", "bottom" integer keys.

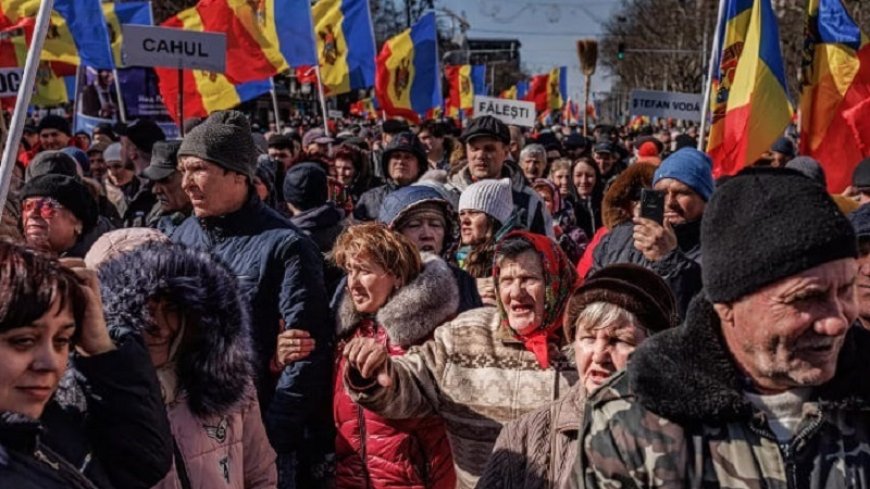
[
  {"left": 459, "top": 178, "right": 513, "bottom": 225},
  {"left": 601, "top": 163, "right": 656, "bottom": 229},
  {"left": 178, "top": 110, "right": 256, "bottom": 179},
  {"left": 702, "top": 167, "right": 857, "bottom": 302},
  {"left": 564, "top": 263, "right": 678, "bottom": 341}
]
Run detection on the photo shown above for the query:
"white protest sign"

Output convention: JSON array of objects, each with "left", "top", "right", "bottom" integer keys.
[
  {"left": 327, "top": 109, "right": 343, "bottom": 119},
  {"left": 473, "top": 96, "right": 536, "bottom": 128},
  {"left": 629, "top": 90, "right": 702, "bottom": 122},
  {"left": 0, "top": 68, "right": 23, "bottom": 97},
  {"left": 121, "top": 25, "right": 226, "bottom": 73}
]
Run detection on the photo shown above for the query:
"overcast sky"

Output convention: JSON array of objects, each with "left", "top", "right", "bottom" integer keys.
[{"left": 437, "top": 0, "right": 620, "bottom": 102}]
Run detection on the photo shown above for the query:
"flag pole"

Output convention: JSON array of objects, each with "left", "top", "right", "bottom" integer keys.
[
  {"left": 270, "top": 77, "right": 282, "bottom": 132},
  {"left": 0, "top": 0, "right": 53, "bottom": 217},
  {"left": 177, "top": 66, "right": 185, "bottom": 136},
  {"left": 71, "top": 64, "right": 82, "bottom": 133},
  {"left": 112, "top": 68, "right": 127, "bottom": 123},
  {"left": 314, "top": 65, "right": 330, "bottom": 136},
  {"left": 698, "top": 0, "right": 727, "bottom": 151}
]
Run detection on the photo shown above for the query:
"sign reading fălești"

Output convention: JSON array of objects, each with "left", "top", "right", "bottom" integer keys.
[
  {"left": 629, "top": 90, "right": 703, "bottom": 122},
  {"left": 474, "top": 96, "right": 536, "bottom": 128},
  {"left": 121, "top": 25, "right": 226, "bottom": 73}
]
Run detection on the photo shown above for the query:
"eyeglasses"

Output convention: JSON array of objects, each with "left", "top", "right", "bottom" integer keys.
[{"left": 22, "top": 197, "right": 65, "bottom": 220}]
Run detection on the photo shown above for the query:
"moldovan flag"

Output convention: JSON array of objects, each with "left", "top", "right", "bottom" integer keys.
[
  {"left": 445, "top": 64, "right": 485, "bottom": 116},
  {"left": 375, "top": 12, "right": 442, "bottom": 123},
  {"left": 500, "top": 85, "right": 517, "bottom": 99},
  {"left": 312, "top": 0, "right": 376, "bottom": 95},
  {"left": 220, "top": 0, "right": 317, "bottom": 72},
  {"left": 0, "top": 25, "right": 70, "bottom": 106},
  {"left": 526, "top": 67, "right": 566, "bottom": 112},
  {"left": 103, "top": 1, "right": 153, "bottom": 67},
  {"left": 562, "top": 98, "right": 579, "bottom": 124},
  {"left": 0, "top": 0, "right": 115, "bottom": 68},
  {"left": 799, "top": 0, "right": 870, "bottom": 192},
  {"left": 155, "top": 6, "right": 270, "bottom": 122},
  {"left": 706, "top": 0, "right": 792, "bottom": 177}
]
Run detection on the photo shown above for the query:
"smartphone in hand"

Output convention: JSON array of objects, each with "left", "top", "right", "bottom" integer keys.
[{"left": 640, "top": 189, "right": 665, "bottom": 224}]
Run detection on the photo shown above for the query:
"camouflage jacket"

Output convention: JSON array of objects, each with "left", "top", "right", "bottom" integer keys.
[{"left": 577, "top": 296, "right": 870, "bottom": 489}]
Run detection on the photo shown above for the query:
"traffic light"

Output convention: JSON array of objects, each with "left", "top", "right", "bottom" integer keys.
[{"left": 617, "top": 42, "right": 626, "bottom": 60}]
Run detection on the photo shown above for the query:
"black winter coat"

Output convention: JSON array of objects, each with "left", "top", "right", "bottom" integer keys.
[
  {"left": 0, "top": 413, "right": 98, "bottom": 489},
  {"left": 172, "top": 191, "right": 331, "bottom": 453},
  {"left": 7, "top": 338, "right": 173, "bottom": 489},
  {"left": 353, "top": 181, "right": 399, "bottom": 221}
]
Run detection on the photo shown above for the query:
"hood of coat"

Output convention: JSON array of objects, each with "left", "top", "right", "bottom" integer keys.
[
  {"left": 337, "top": 254, "right": 460, "bottom": 348},
  {"left": 628, "top": 294, "right": 870, "bottom": 425},
  {"left": 97, "top": 242, "right": 253, "bottom": 417}
]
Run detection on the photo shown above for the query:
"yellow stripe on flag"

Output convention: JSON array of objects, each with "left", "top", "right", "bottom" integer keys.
[
  {"left": 102, "top": 2, "right": 124, "bottom": 67},
  {"left": 383, "top": 28, "right": 415, "bottom": 111},
  {"left": 225, "top": 0, "right": 288, "bottom": 73},
  {"left": 458, "top": 64, "right": 473, "bottom": 109},
  {"left": 177, "top": 7, "right": 241, "bottom": 112},
  {"left": 313, "top": 0, "right": 351, "bottom": 95}
]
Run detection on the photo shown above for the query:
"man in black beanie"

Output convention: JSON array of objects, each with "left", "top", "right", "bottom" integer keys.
[
  {"left": 37, "top": 114, "right": 72, "bottom": 151},
  {"left": 120, "top": 118, "right": 166, "bottom": 173},
  {"left": 577, "top": 167, "right": 870, "bottom": 488},
  {"left": 171, "top": 110, "right": 331, "bottom": 489}
]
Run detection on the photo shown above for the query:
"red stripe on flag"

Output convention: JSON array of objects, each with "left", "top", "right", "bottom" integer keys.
[{"left": 375, "top": 39, "right": 420, "bottom": 123}]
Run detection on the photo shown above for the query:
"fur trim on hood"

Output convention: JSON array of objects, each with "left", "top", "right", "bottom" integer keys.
[
  {"left": 336, "top": 253, "right": 460, "bottom": 348},
  {"left": 97, "top": 242, "right": 254, "bottom": 417},
  {"left": 601, "top": 163, "right": 656, "bottom": 229},
  {"left": 629, "top": 294, "right": 870, "bottom": 425}
]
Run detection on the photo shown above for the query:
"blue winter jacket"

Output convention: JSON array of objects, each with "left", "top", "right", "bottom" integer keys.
[{"left": 172, "top": 191, "right": 331, "bottom": 453}]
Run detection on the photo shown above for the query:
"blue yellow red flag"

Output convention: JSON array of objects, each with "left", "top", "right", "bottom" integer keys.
[
  {"left": 313, "top": 0, "right": 376, "bottom": 95},
  {"left": 445, "top": 64, "right": 485, "bottom": 116},
  {"left": 706, "top": 0, "right": 792, "bottom": 177},
  {"left": 375, "top": 12, "right": 442, "bottom": 123},
  {"left": 799, "top": 0, "right": 870, "bottom": 191},
  {"left": 547, "top": 66, "right": 567, "bottom": 110},
  {"left": 103, "top": 1, "right": 152, "bottom": 67},
  {"left": 155, "top": 6, "right": 271, "bottom": 122}
]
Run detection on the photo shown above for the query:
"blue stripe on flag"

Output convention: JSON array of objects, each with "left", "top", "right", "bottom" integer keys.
[
  {"left": 276, "top": 0, "right": 318, "bottom": 66},
  {"left": 54, "top": 0, "right": 115, "bottom": 69},
  {"left": 342, "top": 0, "right": 377, "bottom": 89}
]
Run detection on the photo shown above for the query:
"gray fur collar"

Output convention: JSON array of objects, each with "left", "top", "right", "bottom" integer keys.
[{"left": 337, "top": 254, "right": 459, "bottom": 347}]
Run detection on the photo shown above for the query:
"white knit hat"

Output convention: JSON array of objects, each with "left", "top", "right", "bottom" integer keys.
[
  {"left": 103, "top": 142, "right": 122, "bottom": 163},
  {"left": 458, "top": 178, "right": 513, "bottom": 225}
]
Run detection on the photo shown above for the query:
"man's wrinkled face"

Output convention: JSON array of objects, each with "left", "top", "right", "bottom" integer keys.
[
  {"left": 856, "top": 240, "right": 870, "bottom": 328},
  {"left": 152, "top": 171, "right": 191, "bottom": 213},
  {"left": 717, "top": 258, "right": 857, "bottom": 393},
  {"left": 179, "top": 156, "right": 245, "bottom": 217}
]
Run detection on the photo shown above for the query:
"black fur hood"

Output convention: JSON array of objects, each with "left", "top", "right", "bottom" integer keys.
[
  {"left": 336, "top": 253, "right": 460, "bottom": 347},
  {"left": 97, "top": 242, "right": 254, "bottom": 417},
  {"left": 629, "top": 294, "right": 870, "bottom": 425}
]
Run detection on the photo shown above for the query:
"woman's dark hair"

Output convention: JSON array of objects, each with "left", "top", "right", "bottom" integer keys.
[
  {"left": 0, "top": 241, "right": 86, "bottom": 334},
  {"left": 333, "top": 143, "right": 371, "bottom": 185},
  {"left": 464, "top": 215, "right": 503, "bottom": 278},
  {"left": 571, "top": 157, "right": 604, "bottom": 236}
]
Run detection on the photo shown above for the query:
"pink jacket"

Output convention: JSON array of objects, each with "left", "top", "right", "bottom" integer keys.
[{"left": 153, "top": 390, "right": 277, "bottom": 489}]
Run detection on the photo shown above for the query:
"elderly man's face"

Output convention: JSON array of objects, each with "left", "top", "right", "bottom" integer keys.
[
  {"left": 654, "top": 178, "right": 706, "bottom": 226},
  {"left": 716, "top": 258, "right": 857, "bottom": 393},
  {"left": 520, "top": 154, "right": 545, "bottom": 181},
  {"left": 466, "top": 137, "right": 507, "bottom": 180}
]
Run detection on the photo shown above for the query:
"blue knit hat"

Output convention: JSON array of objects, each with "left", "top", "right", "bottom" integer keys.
[{"left": 653, "top": 148, "right": 715, "bottom": 201}]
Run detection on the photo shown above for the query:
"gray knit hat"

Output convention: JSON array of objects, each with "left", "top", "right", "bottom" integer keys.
[
  {"left": 458, "top": 178, "right": 513, "bottom": 225},
  {"left": 178, "top": 110, "right": 255, "bottom": 179}
]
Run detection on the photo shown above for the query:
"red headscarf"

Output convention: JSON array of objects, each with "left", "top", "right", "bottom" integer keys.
[{"left": 493, "top": 231, "right": 577, "bottom": 368}]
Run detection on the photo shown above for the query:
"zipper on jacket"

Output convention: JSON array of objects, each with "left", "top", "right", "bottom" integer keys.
[
  {"left": 748, "top": 408, "right": 825, "bottom": 489},
  {"left": 356, "top": 404, "right": 372, "bottom": 489},
  {"left": 781, "top": 411, "right": 824, "bottom": 489},
  {"left": 35, "top": 447, "right": 100, "bottom": 489}
]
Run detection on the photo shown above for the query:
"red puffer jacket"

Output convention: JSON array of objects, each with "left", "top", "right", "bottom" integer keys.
[{"left": 332, "top": 256, "right": 460, "bottom": 489}]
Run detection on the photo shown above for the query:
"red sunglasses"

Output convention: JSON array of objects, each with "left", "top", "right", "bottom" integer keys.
[{"left": 22, "top": 197, "right": 64, "bottom": 220}]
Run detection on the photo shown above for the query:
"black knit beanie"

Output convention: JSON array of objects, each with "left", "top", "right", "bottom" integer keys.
[
  {"left": 178, "top": 110, "right": 255, "bottom": 179},
  {"left": 20, "top": 174, "right": 98, "bottom": 233},
  {"left": 283, "top": 162, "right": 328, "bottom": 210},
  {"left": 37, "top": 115, "right": 71, "bottom": 136},
  {"left": 702, "top": 167, "right": 857, "bottom": 303}
]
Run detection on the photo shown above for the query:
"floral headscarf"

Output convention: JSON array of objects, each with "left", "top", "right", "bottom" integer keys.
[
  {"left": 531, "top": 178, "right": 562, "bottom": 214},
  {"left": 493, "top": 230, "right": 577, "bottom": 368}
]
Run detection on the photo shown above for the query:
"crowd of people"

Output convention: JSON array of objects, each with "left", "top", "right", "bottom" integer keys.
[{"left": 2, "top": 108, "right": 870, "bottom": 489}]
